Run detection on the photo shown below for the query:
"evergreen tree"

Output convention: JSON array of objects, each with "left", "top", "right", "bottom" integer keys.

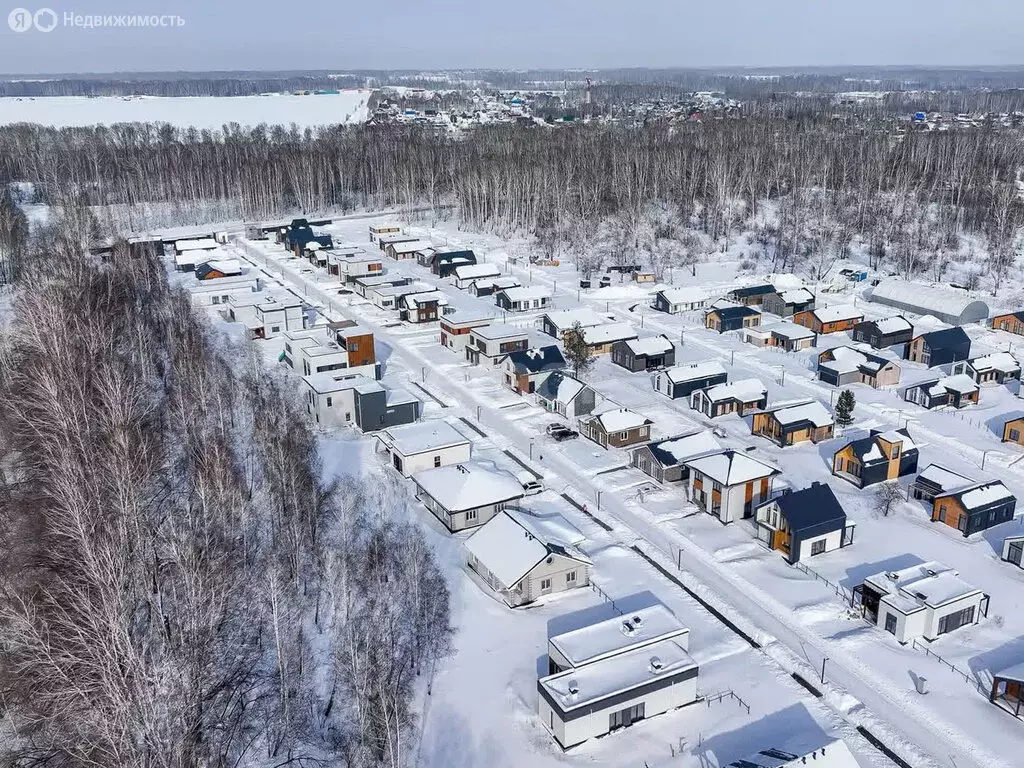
[
  {"left": 835, "top": 389, "right": 856, "bottom": 427},
  {"left": 562, "top": 321, "right": 594, "bottom": 379}
]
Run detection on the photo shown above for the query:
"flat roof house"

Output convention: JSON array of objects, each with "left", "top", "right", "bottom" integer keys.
[
  {"left": 386, "top": 239, "right": 433, "bottom": 261},
  {"left": 744, "top": 322, "right": 817, "bottom": 352},
  {"left": 870, "top": 279, "right": 990, "bottom": 326},
  {"left": 903, "top": 374, "right": 979, "bottom": 410},
  {"left": 654, "top": 361, "right": 728, "bottom": 400},
  {"left": 992, "top": 311, "right": 1024, "bottom": 337},
  {"left": 377, "top": 420, "right": 472, "bottom": 477},
  {"left": 705, "top": 305, "right": 761, "bottom": 333},
  {"left": 541, "top": 308, "right": 614, "bottom": 340},
  {"left": 439, "top": 310, "right": 492, "bottom": 353},
  {"left": 303, "top": 374, "right": 420, "bottom": 432},
  {"left": 412, "top": 462, "right": 525, "bottom": 532},
  {"left": 652, "top": 286, "right": 709, "bottom": 314},
  {"left": 816, "top": 346, "right": 901, "bottom": 388},
  {"left": 254, "top": 295, "right": 305, "bottom": 338},
  {"left": 612, "top": 335, "right": 676, "bottom": 372},
  {"left": 536, "top": 373, "right": 601, "bottom": 420},
  {"left": 579, "top": 407, "right": 653, "bottom": 449},
  {"left": 755, "top": 483, "right": 855, "bottom": 563},
  {"left": 504, "top": 345, "right": 566, "bottom": 394},
  {"left": 852, "top": 316, "right": 914, "bottom": 349},
  {"left": 727, "top": 284, "right": 775, "bottom": 306},
  {"left": 932, "top": 480, "right": 1017, "bottom": 537},
  {"left": 631, "top": 430, "right": 722, "bottom": 484},
  {"left": 832, "top": 429, "right": 918, "bottom": 488},
  {"left": 496, "top": 286, "right": 553, "bottom": 313},
  {"left": 853, "top": 561, "right": 989, "bottom": 643},
  {"left": 453, "top": 262, "right": 501, "bottom": 290},
  {"left": 466, "top": 509, "right": 590, "bottom": 607},
  {"left": 377, "top": 233, "right": 418, "bottom": 252},
  {"left": 539, "top": 604, "right": 698, "bottom": 748},
  {"left": 465, "top": 323, "right": 530, "bottom": 365},
  {"left": 951, "top": 352, "right": 1021, "bottom": 386},
  {"left": 368, "top": 224, "right": 400, "bottom": 242},
  {"left": 904, "top": 327, "right": 971, "bottom": 367},
  {"left": 353, "top": 274, "right": 411, "bottom": 299},
  {"left": 761, "top": 287, "right": 816, "bottom": 318},
  {"left": 691, "top": 378, "right": 768, "bottom": 418},
  {"left": 685, "top": 450, "right": 780, "bottom": 523},
  {"left": 793, "top": 305, "right": 863, "bottom": 335},
  {"left": 752, "top": 400, "right": 835, "bottom": 447}
]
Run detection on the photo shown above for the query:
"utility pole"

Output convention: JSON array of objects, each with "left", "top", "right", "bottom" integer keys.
[{"left": 821, "top": 657, "right": 829, "bottom": 685}]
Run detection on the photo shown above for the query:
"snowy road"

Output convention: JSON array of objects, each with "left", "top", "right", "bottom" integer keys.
[{"left": 228, "top": 238, "right": 1000, "bottom": 768}]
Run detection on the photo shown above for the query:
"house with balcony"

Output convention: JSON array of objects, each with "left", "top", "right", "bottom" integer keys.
[
  {"left": 398, "top": 290, "right": 448, "bottom": 323},
  {"left": 755, "top": 483, "right": 854, "bottom": 563}
]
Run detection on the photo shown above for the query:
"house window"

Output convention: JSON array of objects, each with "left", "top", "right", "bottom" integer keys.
[
  {"left": 344, "top": 412, "right": 351, "bottom": 422},
  {"left": 540, "top": 578, "right": 552, "bottom": 592},
  {"left": 884, "top": 613, "right": 898, "bottom": 635},
  {"left": 566, "top": 571, "right": 577, "bottom": 584},
  {"left": 938, "top": 606, "right": 975, "bottom": 635},
  {"left": 890, "top": 445, "right": 900, "bottom": 458},
  {"left": 810, "top": 540, "right": 827, "bottom": 556},
  {"left": 271, "top": 326, "right": 280, "bottom": 333},
  {"left": 326, "top": 396, "right": 333, "bottom": 407},
  {"left": 466, "top": 509, "right": 478, "bottom": 522},
  {"left": 433, "top": 455, "right": 442, "bottom": 468},
  {"left": 212, "top": 296, "right": 221, "bottom": 305},
  {"left": 835, "top": 457, "right": 844, "bottom": 472},
  {"left": 1011, "top": 429, "right": 1021, "bottom": 441},
  {"left": 937, "top": 504, "right": 947, "bottom": 522},
  {"left": 619, "top": 431, "right": 629, "bottom": 440},
  {"left": 349, "top": 342, "right": 358, "bottom": 351}
]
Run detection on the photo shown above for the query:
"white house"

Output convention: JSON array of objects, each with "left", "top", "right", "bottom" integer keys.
[
  {"left": 684, "top": 450, "right": 780, "bottom": 523},
  {"left": 453, "top": 262, "right": 502, "bottom": 289},
  {"left": 539, "top": 604, "right": 698, "bottom": 749},
  {"left": 854, "top": 561, "right": 989, "bottom": 643},
  {"left": 541, "top": 308, "right": 614, "bottom": 339},
  {"left": 470, "top": 275, "right": 521, "bottom": 297},
  {"left": 377, "top": 420, "right": 472, "bottom": 477},
  {"left": 465, "top": 324, "right": 530, "bottom": 365},
  {"left": 412, "top": 462, "right": 525, "bottom": 532},
  {"left": 652, "top": 286, "right": 709, "bottom": 314},
  {"left": 254, "top": 295, "right": 305, "bottom": 338},
  {"left": 186, "top": 273, "right": 260, "bottom": 306},
  {"left": 465, "top": 509, "right": 591, "bottom": 607},
  {"left": 302, "top": 373, "right": 420, "bottom": 432},
  {"left": 495, "top": 286, "right": 554, "bottom": 313}
]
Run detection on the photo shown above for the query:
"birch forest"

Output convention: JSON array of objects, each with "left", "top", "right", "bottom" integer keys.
[{"left": 0, "top": 227, "right": 452, "bottom": 767}]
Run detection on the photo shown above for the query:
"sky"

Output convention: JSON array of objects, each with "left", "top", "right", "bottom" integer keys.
[{"left": 0, "top": 0, "right": 1022, "bottom": 74}]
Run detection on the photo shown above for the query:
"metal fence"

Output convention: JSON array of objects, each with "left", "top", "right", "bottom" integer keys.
[
  {"left": 790, "top": 559, "right": 853, "bottom": 603},
  {"left": 704, "top": 689, "right": 751, "bottom": 715},
  {"left": 910, "top": 638, "right": 987, "bottom": 696}
]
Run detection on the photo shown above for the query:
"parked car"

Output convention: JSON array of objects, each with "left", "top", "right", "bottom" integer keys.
[
  {"left": 546, "top": 423, "right": 567, "bottom": 436},
  {"left": 550, "top": 428, "right": 579, "bottom": 442},
  {"left": 516, "top": 471, "right": 545, "bottom": 495}
]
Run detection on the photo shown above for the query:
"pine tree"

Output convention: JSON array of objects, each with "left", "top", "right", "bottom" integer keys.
[
  {"left": 835, "top": 389, "right": 856, "bottom": 427},
  {"left": 562, "top": 321, "right": 594, "bottom": 379}
]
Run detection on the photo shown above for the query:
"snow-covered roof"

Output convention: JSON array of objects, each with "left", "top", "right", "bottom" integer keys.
[
  {"left": 471, "top": 323, "right": 528, "bottom": 341},
  {"left": 969, "top": 352, "right": 1020, "bottom": 374},
  {"left": 303, "top": 372, "right": 381, "bottom": 396},
  {"left": 625, "top": 335, "right": 673, "bottom": 357},
  {"left": 685, "top": 450, "right": 779, "bottom": 486},
  {"left": 389, "top": 239, "right": 434, "bottom": 253},
  {"left": 819, "top": 346, "right": 889, "bottom": 375},
  {"left": 873, "top": 316, "right": 914, "bottom": 334},
  {"left": 540, "top": 638, "right": 696, "bottom": 713},
  {"left": 863, "top": 561, "right": 983, "bottom": 611},
  {"left": 175, "top": 237, "right": 218, "bottom": 252},
  {"left": 499, "top": 285, "right": 552, "bottom": 302},
  {"left": 702, "top": 378, "right": 766, "bottom": 403},
  {"left": 727, "top": 739, "right": 862, "bottom": 768},
  {"left": 995, "top": 661, "right": 1024, "bottom": 685},
  {"left": 933, "top": 373, "right": 979, "bottom": 395},
  {"left": 472, "top": 276, "right": 520, "bottom": 291},
  {"left": 381, "top": 420, "right": 470, "bottom": 456},
  {"left": 871, "top": 279, "right": 990, "bottom": 321},
  {"left": 581, "top": 322, "right": 638, "bottom": 345},
  {"left": 664, "top": 360, "right": 727, "bottom": 383},
  {"left": 454, "top": 263, "right": 501, "bottom": 280},
  {"left": 401, "top": 290, "right": 449, "bottom": 308},
  {"left": 767, "top": 322, "right": 816, "bottom": 340},
  {"left": 256, "top": 295, "right": 303, "bottom": 312},
  {"left": 544, "top": 308, "right": 612, "bottom": 332},
  {"left": 584, "top": 407, "right": 651, "bottom": 433},
  {"left": 768, "top": 400, "right": 834, "bottom": 428},
  {"left": 957, "top": 481, "right": 1015, "bottom": 510},
  {"left": 812, "top": 305, "right": 862, "bottom": 323},
  {"left": 412, "top": 462, "right": 524, "bottom": 512},
  {"left": 876, "top": 429, "right": 916, "bottom": 451},
  {"left": 174, "top": 249, "right": 213, "bottom": 267},
  {"left": 548, "top": 603, "right": 689, "bottom": 667},
  {"left": 537, "top": 373, "right": 587, "bottom": 404},
  {"left": 659, "top": 286, "right": 708, "bottom": 304},
  {"left": 184, "top": 273, "right": 259, "bottom": 292},
  {"left": 916, "top": 463, "right": 973, "bottom": 491},
  {"left": 777, "top": 288, "right": 815, "bottom": 304},
  {"left": 440, "top": 309, "right": 493, "bottom": 327},
  {"left": 464, "top": 510, "right": 589, "bottom": 590},
  {"left": 642, "top": 431, "right": 723, "bottom": 468}
]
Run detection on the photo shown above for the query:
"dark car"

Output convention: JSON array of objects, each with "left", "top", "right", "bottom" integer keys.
[{"left": 550, "top": 428, "right": 579, "bottom": 442}]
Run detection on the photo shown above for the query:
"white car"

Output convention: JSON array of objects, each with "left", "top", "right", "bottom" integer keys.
[{"left": 516, "top": 471, "right": 545, "bottom": 496}]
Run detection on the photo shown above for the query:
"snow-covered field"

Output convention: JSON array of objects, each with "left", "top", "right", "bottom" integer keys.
[
  {"left": 0, "top": 91, "right": 371, "bottom": 128},
  {"left": 180, "top": 212, "right": 1024, "bottom": 768}
]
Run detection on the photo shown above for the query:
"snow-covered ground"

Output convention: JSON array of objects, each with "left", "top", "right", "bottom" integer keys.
[
  {"left": 0, "top": 91, "right": 371, "bottom": 128},
  {"left": 188, "top": 213, "right": 1024, "bottom": 768}
]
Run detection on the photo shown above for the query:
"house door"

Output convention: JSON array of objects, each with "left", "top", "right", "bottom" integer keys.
[{"left": 609, "top": 702, "right": 645, "bottom": 731}]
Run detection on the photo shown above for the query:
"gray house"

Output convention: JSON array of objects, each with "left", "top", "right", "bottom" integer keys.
[
  {"left": 631, "top": 430, "right": 722, "bottom": 484},
  {"left": 611, "top": 335, "right": 676, "bottom": 372},
  {"left": 761, "top": 288, "right": 816, "bottom": 318}
]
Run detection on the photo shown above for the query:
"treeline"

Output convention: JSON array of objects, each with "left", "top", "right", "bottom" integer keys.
[
  {"left": 0, "top": 75, "right": 364, "bottom": 98},
  {"left": 0, "top": 232, "right": 451, "bottom": 766}
]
